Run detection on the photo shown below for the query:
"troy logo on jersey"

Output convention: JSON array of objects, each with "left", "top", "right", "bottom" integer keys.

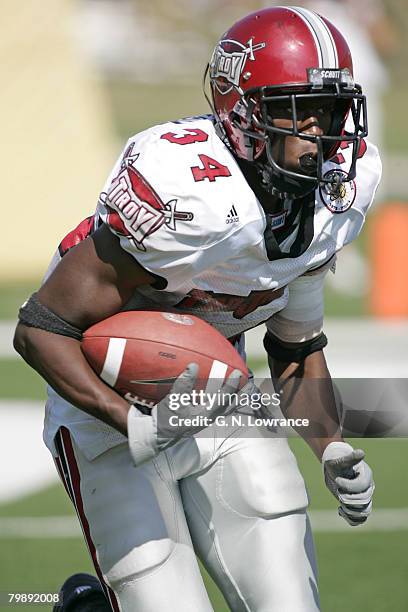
[
  {"left": 210, "top": 38, "right": 266, "bottom": 94},
  {"left": 102, "top": 144, "right": 194, "bottom": 251}
]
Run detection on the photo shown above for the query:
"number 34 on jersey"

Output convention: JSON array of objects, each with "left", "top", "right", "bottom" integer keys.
[{"left": 161, "top": 128, "right": 232, "bottom": 183}]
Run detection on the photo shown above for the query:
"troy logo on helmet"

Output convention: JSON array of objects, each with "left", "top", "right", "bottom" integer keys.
[{"left": 210, "top": 38, "right": 266, "bottom": 93}]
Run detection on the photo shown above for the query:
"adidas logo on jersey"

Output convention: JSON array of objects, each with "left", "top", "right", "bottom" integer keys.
[{"left": 226, "top": 205, "right": 239, "bottom": 224}]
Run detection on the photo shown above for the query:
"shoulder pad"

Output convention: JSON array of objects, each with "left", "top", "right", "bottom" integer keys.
[
  {"left": 316, "top": 139, "right": 382, "bottom": 246},
  {"left": 320, "top": 139, "right": 382, "bottom": 216},
  {"left": 96, "top": 120, "right": 263, "bottom": 290}
]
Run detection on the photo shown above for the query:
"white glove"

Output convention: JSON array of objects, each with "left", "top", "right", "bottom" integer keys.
[
  {"left": 128, "top": 363, "right": 242, "bottom": 466},
  {"left": 322, "top": 441, "right": 375, "bottom": 526}
]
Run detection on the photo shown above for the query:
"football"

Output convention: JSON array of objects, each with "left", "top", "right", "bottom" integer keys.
[{"left": 81, "top": 310, "right": 249, "bottom": 409}]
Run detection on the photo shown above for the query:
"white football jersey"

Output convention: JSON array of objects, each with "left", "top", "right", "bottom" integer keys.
[
  {"left": 43, "top": 114, "right": 382, "bottom": 459},
  {"left": 96, "top": 115, "right": 382, "bottom": 339}
]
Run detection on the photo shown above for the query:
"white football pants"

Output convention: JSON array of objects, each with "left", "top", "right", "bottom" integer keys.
[{"left": 54, "top": 424, "right": 320, "bottom": 612}]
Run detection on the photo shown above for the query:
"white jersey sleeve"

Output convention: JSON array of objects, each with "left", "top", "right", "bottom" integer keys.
[
  {"left": 266, "top": 256, "right": 335, "bottom": 343},
  {"left": 315, "top": 139, "right": 382, "bottom": 248},
  {"left": 266, "top": 139, "right": 381, "bottom": 345},
  {"left": 96, "top": 117, "right": 261, "bottom": 291}
]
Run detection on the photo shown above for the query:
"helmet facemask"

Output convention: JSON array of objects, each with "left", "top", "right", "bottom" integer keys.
[{"left": 225, "top": 69, "right": 368, "bottom": 199}]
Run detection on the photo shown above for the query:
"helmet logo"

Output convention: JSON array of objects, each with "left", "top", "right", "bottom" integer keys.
[
  {"left": 319, "top": 170, "right": 356, "bottom": 213},
  {"left": 308, "top": 67, "right": 354, "bottom": 90},
  {"left": 210, "top": 38, "right": 266, "bottom": 94}
]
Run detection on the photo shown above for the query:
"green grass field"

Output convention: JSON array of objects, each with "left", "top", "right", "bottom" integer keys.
[
  {"left": 1, "top": 481, "right": 407, "bottom": 612},
  {"left": 1, "top": 358, "right": 407, "bottom": 611}
]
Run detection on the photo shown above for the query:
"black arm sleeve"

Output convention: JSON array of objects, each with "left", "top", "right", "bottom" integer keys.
[
  {"left": 18, "top": 293, "right": 83, "bottom": 340},
  {"left": 263, "top": 330, "right": 328, "bottom": 363}
]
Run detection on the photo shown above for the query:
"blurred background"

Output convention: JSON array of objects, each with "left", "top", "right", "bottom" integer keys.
[{"left": 0, "top": 1, "right": 407, "bottom": 610}]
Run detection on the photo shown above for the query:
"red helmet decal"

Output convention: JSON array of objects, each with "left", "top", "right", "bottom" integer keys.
[
  {"left": 210, "top": 38, "right": 266, "bottom": 95},
  {"left": 207, "top": 5, "right": 365, "bottom": 194}
]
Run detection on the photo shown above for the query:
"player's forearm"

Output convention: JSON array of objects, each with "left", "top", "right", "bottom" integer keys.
[
  {"left": 14, "top": 323, "right": 130, "bottom": 435},
  {"left": 269, "top": 350, "right": 343, "bottom": 459}
]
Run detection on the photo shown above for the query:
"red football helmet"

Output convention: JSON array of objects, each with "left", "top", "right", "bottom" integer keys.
[{"left": 207, "top": 6, "right": 367, "bottom": 197}]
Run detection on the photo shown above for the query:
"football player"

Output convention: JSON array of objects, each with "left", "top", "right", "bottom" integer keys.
[{"left": 15, "top": 6, "right": 378, "bottom": 611}]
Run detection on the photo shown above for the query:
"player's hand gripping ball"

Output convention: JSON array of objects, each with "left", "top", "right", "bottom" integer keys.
[{"left": 81, "top": 311, "right": 249, "bottom": 410}]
